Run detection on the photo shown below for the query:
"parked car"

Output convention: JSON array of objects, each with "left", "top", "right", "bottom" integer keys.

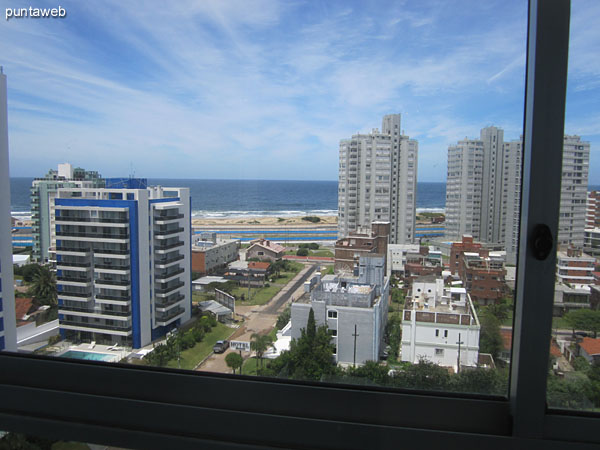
[{"left": 213, "top": 340, "right": 230, "bottom": 353}]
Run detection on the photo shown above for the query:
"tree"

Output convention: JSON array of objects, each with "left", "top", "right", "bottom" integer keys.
[
  {"left": 276, "top": 305, "right": 291, "bottom": 330},
  {"left": 306, "top": 308, "right": 316, "bottom": 341},
  {"left": 296, "top": 248, "right": 309, "bottom": 257},
  {"left": 13, "top": 263, "right": 41, "bottom": 283},
  {"left": 479, "top": 311, "right": 503, "bottom": 359},
  {"left": 250, "top": 333, "right": 274, "bottom": 373},
  {"left": 28, "top": 265, "right": 57, "bottom": 306},
  {"left": 564, "top": 309, "right": 600, "bottom": 338},
  {"left": 264, "top": 311, "right": 336, "bottom": 381},
  {"left": 225, "top": 352, "right": 244, "bottom": 374}
]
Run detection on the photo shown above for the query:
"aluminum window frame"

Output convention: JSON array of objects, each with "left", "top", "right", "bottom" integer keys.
[{"left": 1, "top": 0, "right": 600, "bottom": 448}]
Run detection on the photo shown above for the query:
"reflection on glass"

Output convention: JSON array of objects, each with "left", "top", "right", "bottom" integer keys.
[
  {"left": 545, "top": 0, "right": 600, "bottom": 412},
  {"left": 2, "top": 1, "right": 532, "bottom": 398}
]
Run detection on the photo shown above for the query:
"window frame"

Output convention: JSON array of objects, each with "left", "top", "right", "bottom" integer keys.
[{"left": 1, "top": 0, "right": 599, "bottom": 448}]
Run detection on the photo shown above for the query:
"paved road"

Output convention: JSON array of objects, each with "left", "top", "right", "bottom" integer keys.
[
  {"left": 263, "top": 263, "right": 319, "bottom": 314},
  {"left": 197, "top": 263, "right": 319, "bottom": 374}
]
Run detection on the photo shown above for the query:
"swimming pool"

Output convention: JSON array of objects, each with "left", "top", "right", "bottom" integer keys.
[{"left": 60, "top": 350, "right": 117, "bottom": 362}]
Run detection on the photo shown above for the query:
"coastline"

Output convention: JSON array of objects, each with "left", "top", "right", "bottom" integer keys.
[{"left": 192, "top": 215, "right": 337, "bottom": 228}]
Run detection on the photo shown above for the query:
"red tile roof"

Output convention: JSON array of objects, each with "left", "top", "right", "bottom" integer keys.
[
  {"left": 579, "top": 337, "right": 600, "bottom": 356},
  {"left": 15, "top": 297, "right": 34, "bottom": 321},
  {"left": 249, "top": 239, "right": 286, "bottom": 254},
  {"left": 249, "top": 261, "right": 270, "bottom": 270},
  {"left": 550, "top": 339, "right": 562, "bottom": 358}
]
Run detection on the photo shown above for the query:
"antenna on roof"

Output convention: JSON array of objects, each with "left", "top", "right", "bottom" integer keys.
[{"left": 129, "top": 162, "right": 135, "bottom": 179}]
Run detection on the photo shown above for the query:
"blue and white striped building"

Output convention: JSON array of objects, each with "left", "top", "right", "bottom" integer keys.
[{"left": 54, "top": 180, "right": 191, "bottom": 349}]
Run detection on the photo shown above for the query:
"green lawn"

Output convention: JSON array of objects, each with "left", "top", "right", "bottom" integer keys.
[
  {"left": 242, "top": 356, "right": 273, "bottom": 376},
  {"left": 166, "top": 322, "right": 235, "bottom": 370},
  {"left": 231, "top": 262, "right": 303, "bottom": 306},
  {"left": 242, "top": 356, "right": 259, "bottom": 375},
  {"left": 552, "top": 316, "right": 572, "bottom": 330},
  {"left": 233, "top": 283, "right": 283, "bottom": 306}
]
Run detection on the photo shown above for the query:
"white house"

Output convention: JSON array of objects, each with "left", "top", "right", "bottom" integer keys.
[{"left": 401, "top": 275, "right": 480, "bottom": 372}]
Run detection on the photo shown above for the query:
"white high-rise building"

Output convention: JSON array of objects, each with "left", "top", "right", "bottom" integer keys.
[
  {"left": 55, "top": 180, "right": 191, "bottom": 349},
  {"left": 0, "top": 67, "right": 17, "bottom": 352},
  {"left": 338, "top": 114, "right": 418, "bottom": 244},
  {"left": 558, "top": 136, "right": 590, "bottom": 247},
  {"left": 446, "top": 129, "right": 589, "bottom": 264},
  {"left": 445, "top": 126, "right": 513, "bottom": 244},
  {"left": 503, "top": 138, "right": 523, "bottom": 263},
  {"left": 445, "top": 138, "right": 484, "bottom": 239}
]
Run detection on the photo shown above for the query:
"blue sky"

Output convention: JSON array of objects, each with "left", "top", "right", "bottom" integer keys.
[{"left": 1, "top": 0, "right": 599, "bottom": 182}]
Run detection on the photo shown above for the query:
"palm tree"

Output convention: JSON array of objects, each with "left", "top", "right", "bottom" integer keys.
[
  {"left": 250, "top": 333, "right": 274, "bottom": 374},
  {"left": 28, "top": 265, "right": 57, "bottom": 306}
]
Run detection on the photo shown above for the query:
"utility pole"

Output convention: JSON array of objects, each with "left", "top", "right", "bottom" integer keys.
[
  {"left": 352, "top": 324, "right": 359, "bottom": 368},
  {"left": 456, "top": 332, "right": 464, "bottom": 374}
]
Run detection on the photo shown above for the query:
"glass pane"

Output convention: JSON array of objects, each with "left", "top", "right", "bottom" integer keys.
[
  {"left": 546, "top": 0, "right": 600, "bottom": 412},
  {"left": 2, "top": 1, "right": 527, "bottom": 398}
]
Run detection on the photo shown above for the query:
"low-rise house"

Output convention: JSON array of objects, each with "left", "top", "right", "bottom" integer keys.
[
  {"left": 290, "top": 256, "right": 389, "bottom": 366},
  {"left": 335, "top": 222, "right": 390, "bottom": 274},
  {"left": 191, "top": 276, "right": 229, "bottom": 292},
  {"left": 450, "top": 236, "right": 506, "bottom": 305},
  {"left": 579, "top": 337, "right": 600, "bottom": 365},
  {"left": 556, "top": 247, "right": 596, "bottom": 288},
  {"left": 246, "top": 239, "right": 286, "bottom": 262},
  {"left": 403, "top": 246, "right": 443, "bottom": 281},
  {"left": 553, "top": 283, "right": 591, "bottom": 316},
  {"left": 224, "top": 260, "right": 270, "bottom": 287},
  {"left": 387, "top": 243, "right": 420, "bottom": 276},
  {"left": 191, "top": 233, "right": 239, "bottom": 275},
  {"left": 401, "top": 275, "right": 480, "bottom": 372}
]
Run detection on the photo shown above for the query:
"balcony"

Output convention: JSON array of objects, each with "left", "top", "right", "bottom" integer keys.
[
  {"left": 95, "top": 293, "right": 130, "bottom": 302},
  {"left": 57, "top": 231, "right": 129, "bottom": 240},
  {"left": 154, "top": 227, "right": 184, "bottom": 237},
  {"left": 155, "top": 254, "right": 185, "bottom": 267},
  {"left": 57, "top": 275, "right": 92, "bottom": 284},
  {"left": 155, "top": 294, "right": 185, "bottom": 309},
  {"left": 55, "top": 216, "right": 128, "bottom": 224},
  {"left": 154, "top": 213, "right": 184, "bottom": 223},
  {"left": 155, "top": 281, "right": 185, "bottom": 295},
  {"left": 58, "top": 305, "right": 131, "bottom": 317},
  {"left": 60, "top": 320, "right": 132, "bottom": 333},
  {"left": 57, "top": 290, "right": 92, "bottom": 299},
  {"left": 56, "top": 261, "right": 91, "bottom": 269},
  {"left": 155, "top": 241, "right": 184, "bottom": 252},
  {"left": 155, "top": 267, "right": 185, "bottom": 281},
  {"left": 95, "top": 279, "right": 130, "bottom": 287},
  {"left": 93, "top": 248, "right": 130, "bottom": 256},
  {"left": 156, "top": 307, "right": 185, "bottom": 326},
  {"left": 56, "top": 246, "right": 90, "bottom": 255},
  {"left": 94, "top": 262, "right": 130, "bottom": 270}
]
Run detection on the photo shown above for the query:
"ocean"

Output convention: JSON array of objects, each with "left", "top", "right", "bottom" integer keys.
[{"left": 10, "top": 178, "right": 446, "bottom": 219}]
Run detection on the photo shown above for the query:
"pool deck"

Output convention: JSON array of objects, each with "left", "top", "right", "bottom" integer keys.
[{"left": 57, "top": 342, "right": 130, "bottom": 362}]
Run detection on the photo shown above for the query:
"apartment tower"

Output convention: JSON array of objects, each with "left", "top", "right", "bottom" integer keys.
[
  {"left": 31, "top": 163, "right": 104, "bottom": 262},
  {"left": 0, "top": 67, "right": 17, "bottom": 351},
  {"left": 338, "top": 114, "right": 418, "bottom": 244},
  {"left": 55, "top": 180, "right": 191, "bottom": 349},
  {"left": 446, "top": 129, "right": 589, "bottom": 263}
]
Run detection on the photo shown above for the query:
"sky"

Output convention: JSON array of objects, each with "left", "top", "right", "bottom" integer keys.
[{"left": 1, "top": 0, "right": 599, "bottom": 182}]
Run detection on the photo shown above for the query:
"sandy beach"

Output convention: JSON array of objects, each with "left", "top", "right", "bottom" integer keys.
[{"left": 192, "top": 215, "right": 337, "bottom": 228}]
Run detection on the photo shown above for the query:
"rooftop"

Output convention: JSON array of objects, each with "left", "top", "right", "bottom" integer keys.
[{"left": 579, "top": 337, "right": 600, "bottom": 356}]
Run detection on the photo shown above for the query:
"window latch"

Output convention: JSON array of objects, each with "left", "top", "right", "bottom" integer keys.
[{"left": 530, "top": 224, "right": 553, "bottom": 261}]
